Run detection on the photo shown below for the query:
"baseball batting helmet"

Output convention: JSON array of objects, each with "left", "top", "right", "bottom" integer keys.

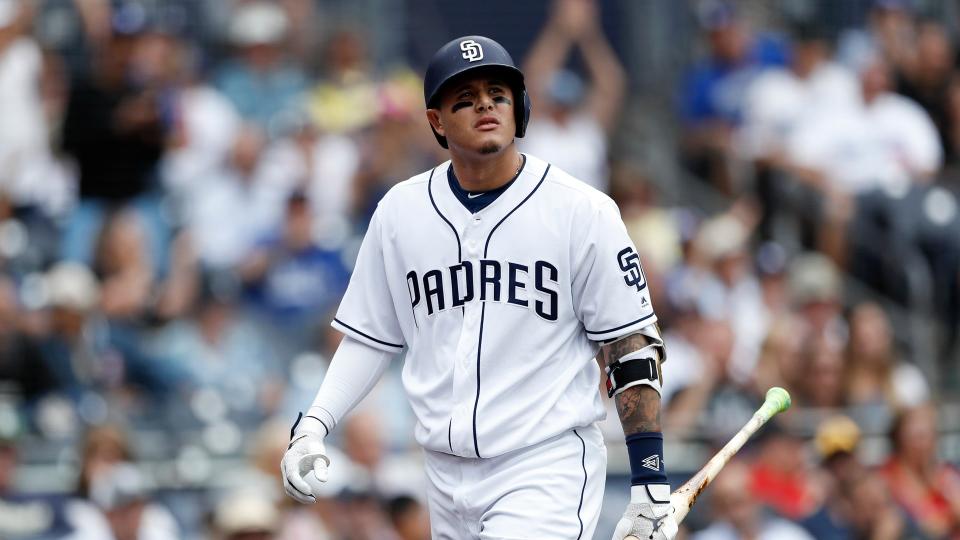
[{"left": 423, "top": 35, "right": 531, "bottom": 148}]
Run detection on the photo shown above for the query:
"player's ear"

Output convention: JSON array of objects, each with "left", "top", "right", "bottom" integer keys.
[{"left": 426, "top": 108, "right": 444, "bottom": 137}]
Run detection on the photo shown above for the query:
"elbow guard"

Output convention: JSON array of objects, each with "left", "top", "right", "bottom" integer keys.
[{"left": 605, "top": 344, "right": 662, "bottom": 398}]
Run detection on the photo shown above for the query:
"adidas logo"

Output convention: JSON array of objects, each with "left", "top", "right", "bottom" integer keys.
[{"left": 642, "top": 454, "right": 660, "bottom": 471}]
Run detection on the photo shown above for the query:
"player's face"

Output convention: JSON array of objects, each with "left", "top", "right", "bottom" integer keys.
[{"left": 427, "top": 76, "right": 516, "bottom": 156}]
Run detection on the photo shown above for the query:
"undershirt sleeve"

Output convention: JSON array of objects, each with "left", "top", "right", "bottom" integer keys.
[{"left": 306, "top": 335, "right": 394, "bottom": 434}]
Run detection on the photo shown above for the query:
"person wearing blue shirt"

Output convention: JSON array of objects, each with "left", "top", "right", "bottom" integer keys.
[{"left": 679, "top": 1, "right": 787, "bottom": 193}]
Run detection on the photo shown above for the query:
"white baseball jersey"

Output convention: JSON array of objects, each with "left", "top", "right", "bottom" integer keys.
[{"left": 332, "top": 153, "right": 657, "bottom": 458}]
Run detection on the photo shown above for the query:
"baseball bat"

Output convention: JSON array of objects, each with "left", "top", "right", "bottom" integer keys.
[{"left": 625, "top": 387, "right": 792, "bottom": 539}]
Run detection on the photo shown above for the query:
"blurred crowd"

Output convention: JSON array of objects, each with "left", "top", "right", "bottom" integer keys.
[{"left": 0, "top": 0, "right": 957, "bottom": 538}]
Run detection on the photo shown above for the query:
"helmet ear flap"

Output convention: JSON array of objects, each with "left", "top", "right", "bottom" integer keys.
[{"left": 515, "top": 90, "right": 531, "bottom": 139}]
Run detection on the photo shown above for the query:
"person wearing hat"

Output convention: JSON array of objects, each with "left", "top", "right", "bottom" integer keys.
[
  {"left": 89, "top": 462, "right": 180, "bottom": 540},
  {"left": 214, "top": 1, "right": 308, "bottom": 133},
  {"left": 283, "top": 34, "right": 677, "bottom": 539},
  {"left": 213, "top": 490, "right": 280, "bottom": 540},
  {"left": 37, "top": 262, "right": 103, "bottom": 401}
]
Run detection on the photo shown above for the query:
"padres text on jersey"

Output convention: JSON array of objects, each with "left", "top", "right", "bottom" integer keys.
[{"left": 406, "top": 259, "right": 560, "bottom": 321}]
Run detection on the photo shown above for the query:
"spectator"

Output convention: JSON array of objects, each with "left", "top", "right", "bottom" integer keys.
[
  {"left": 0, "top": 275, "right": 55, "bottom": 405},
  {"left": 150, "top": 285, "right": 283, "bottom": 424},
  {"left": 521, "top": 0, "right": 627, "bottom": 192},
  {"left": 896, "top": 21, "right": 959, "bottom": 165},
  {"left": 842, "top": 469, "right": 917, "bottom": 540},
  {"left": 788, "top": 253, "right": 845, "bottom": 340},
  {"left": 800, "top": 415, "right": 874, "bottom": 540},
  {"left": 0, "top": 435, "right": 114, "bottom": 538},
  {"left": 613, "top": 163, "right": 684, "bottom": 282},
  {"left": 91, "top": 209, "right": 192, "bottom": 394},
  {"left": 212, "top": 489, "right": 280, "bottom": 540},
  {"left": 387, "top": 495, "right": 430, "bottom": 540},
  {"left": 784, "top": 51, "right": 942, "bottom": 196},
  {"left": 858, "top": 52, "right": 942, "bottom": 183},
  {"left": 774, "top": 49, "right": 941, "bottom": 260},
  {"left": 39, "top": 259, "right": 187, "bottom": 418},
  {"left": 0, "top": 0, "right": 71, "bottom": 217},
  {"left": 844, "top": 302, "right": 929, "bottom": 413},
  {"left": 692, "top": 459, "right": 814, "bottom": 540},
  {"left": 351, "top": 75, "right": 444, "bottom": 220},
  {"left": 791, "top": 332, "right": 846, "bottom": 410},
  {"left": 738, "top": 21, "right": 859, "bottom": 166},
  {"left": 92, "top": 210, "right": 154, "bottom": 321},
  {"left": 183, "top": 126, "right": 288, "bottom": 271},
  {"left": 338, "top": 490, "right": 401, "bottom": 540},
  {"left": 751, "top": 315, "right": 802, "bottom": 403},
  {"left": 88, "top": 462, "right": 180, "bottom": 540},
  {"left": 77, "top": 426, "right": 180, "bottom": 539},
  {"left": 748, "top": 423, "right": 824, "bottom": 521},
  {"left": 802, "top": 415, "right": 915, "bottom": 540},
  {"left": 60, "top": 7, "right": 170, "bottom": 265},
  {"left": 77, "top": 425, "right": 133, "bottom": 498},
  {"left": 686, "top": 317, "right": 760, "bottom": 442},
  {"left": 755, "top": 242, "right": 792, "bottom": 317},
  {"left": 253, "top": 112, "right": 361, "bottom": 236},
  {"left": 837, "top": 0, "right": 916, "bottom": 78},
  {"left": 659, "top": 289, "right": 708, "bottom": 415},
  {"left": 692, "top": 214, "right": 769, "bottom": 383},
  {"left": 679, "top": 0, "right": 787, "bottom": 192},
  {"left": 814, "top": 414, "right": 864, "bottom": 486},
  {"left": 340, "top": 409, "right": 424, "bottom": 500},
  {"left": 214, "top": 1, "right": 308, "bottom": 134},
  {"left": 306, "top": 29, "right": 380, "bottom": 135},
  {"left": 238, "top": 191, "right": 351, "bottom": 339},
  {"left": 37, "top": 262, "right": 111, "bottom": 404},
  {"left": 880, "top": 403, "right": 960, "bottom": 539},
  {"left": 161, "top": 34, "right": 245, "bottom": 205}
]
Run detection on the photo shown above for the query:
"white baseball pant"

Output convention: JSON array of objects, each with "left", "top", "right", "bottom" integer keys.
[{"left": 423, "top": 423, "right": 607, "bottom": 539}]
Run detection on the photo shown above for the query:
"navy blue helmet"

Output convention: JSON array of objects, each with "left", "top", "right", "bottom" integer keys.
[{"left": 423, "top": 35, "right": 531, "bottom": 148}]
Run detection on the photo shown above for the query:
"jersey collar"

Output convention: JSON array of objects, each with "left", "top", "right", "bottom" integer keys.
[
  {"left": 431, "top": 153, "right": 546, "bottom": 228},
  {"left": 447, "top": 154, "right": 526, "bottom": 214}
]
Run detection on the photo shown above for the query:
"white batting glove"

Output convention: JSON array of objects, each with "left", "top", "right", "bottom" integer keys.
[
  {"left": 281, "top": 413, "right": 331, "bottom": 504},
  {"left": 612, "top": 484, "right": 678, "bottom": 540}
]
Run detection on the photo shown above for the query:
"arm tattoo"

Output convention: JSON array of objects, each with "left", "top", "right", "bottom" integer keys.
[{"left": 601, "top": 333, "right": 662, "bottom": 436}]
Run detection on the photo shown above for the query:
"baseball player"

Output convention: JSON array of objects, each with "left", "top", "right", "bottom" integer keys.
[{"left": 282, "top": 35, "right": 677, "bottom": 540}]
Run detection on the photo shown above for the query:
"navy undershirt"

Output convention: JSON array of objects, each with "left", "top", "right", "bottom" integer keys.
[{"left": 447, "top": 155, "right": 526, "bottom": 213}]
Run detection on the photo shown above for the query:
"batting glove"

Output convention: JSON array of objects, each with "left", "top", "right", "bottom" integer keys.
[
  {"left": 612, "top": 484, "right": 678, "bottom": 540},
  {"left": 281, "top": 413, "right": 331, "bottom": 504}
]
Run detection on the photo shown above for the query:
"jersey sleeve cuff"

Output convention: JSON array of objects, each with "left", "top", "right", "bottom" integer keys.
[
  {"left": 331, "top": 318, "right": 405, "bottom": 353},
  {"left": 585, "top": 312, "right": 658, "bottom": 343}
]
